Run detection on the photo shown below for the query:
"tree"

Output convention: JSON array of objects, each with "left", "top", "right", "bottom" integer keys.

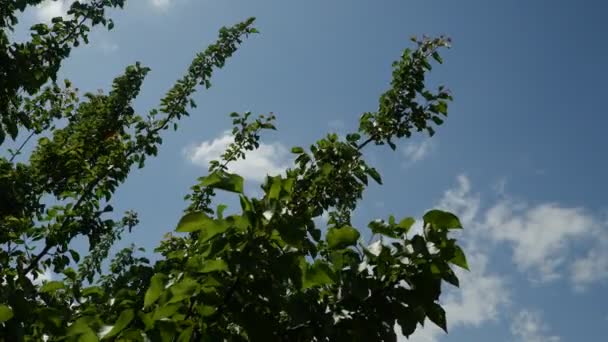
[{"left": 0, "top": 1, "right": 465, "bottom": 341}]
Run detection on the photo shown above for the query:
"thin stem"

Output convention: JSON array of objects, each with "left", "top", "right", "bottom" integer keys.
[{"left": 9, "top": 131, "right": 35, "bottom": 162}]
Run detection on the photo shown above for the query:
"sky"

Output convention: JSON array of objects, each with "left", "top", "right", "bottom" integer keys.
[{"left": 13, "top": 0, "right": 608, "bottom": 341}]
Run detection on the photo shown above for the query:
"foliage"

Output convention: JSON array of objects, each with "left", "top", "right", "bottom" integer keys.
[{"left": 0, "top": 1, "right": 465, "bottom": 341}]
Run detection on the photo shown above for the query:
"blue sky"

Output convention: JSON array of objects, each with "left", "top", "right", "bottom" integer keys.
[{"left": 18, "top": 0, "right": 608, "bottom": 341}]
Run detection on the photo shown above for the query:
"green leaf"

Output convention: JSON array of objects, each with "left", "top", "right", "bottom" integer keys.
[
  {"left": 431, "top": 51, "right": 443, "bottom": 64},
  {"left": 168, "top": 278, "right": 199, "bottom": 304},
  {"left": 368, "top": 220, "right": 398, "bottom": 238},
  {"left": 66, "top": 318, "right": 95, "bottom": 337},
  {"left": 176, "top": 212, "right": 209, "bottom": 233},
  {"left": 326, "top": 226, "right": 360, "bottom": 250},
  {"left": 366, "top": 167, "right": 382, "bottom": 185},
  {"left": 153, "top": 303, "right": 181, "bottom": 320},
  {"left": 40, "top": 281, "right": 65, "bottom": 293},
  {"left": 303, "top": 261, "right": 335, "bottom": 289},
  {"left": 176, "top": 212, "right": 229, "bottom": 241},
  {"left": 102, "top": 309, "right": 134, "bottom": 339},
  {"left": 187, "top": 258, "right": 228, "bottom": 274},
  {"left": 291, "top": 146, "right": 304, "bottom": 153},
  {"left": 268, "top": 176, "right": 282, "bottom": 200},
  {"left": 177, "top": 326, "right": 194, "bottom": 342},
  {"left": 144, "top": 273, "right": 167, "bottom": 308},
  {"left": 431, "top": 116, "right": 444, "bottom": 125},
  {"left": 78, "top": 331, "right": 99, "bottom": 342},
  {"left": 397, "top": 217, "right": 415, "bottom": 234},
  {"left": 201, "top": 171, "right": 244, "bottom": 193},
  {"left": 423, "top": 210, "right": 462, "bottom": 230},
  {"left": 81, "top": 287, "right": 105, "bottom": 297},
  {"left": 449, "top": 245, "right": 469, "bottom": 270},
  {"left": 426, "top": 303, "right": 447, "bottom": 332},
  {"left": 0, "top": 305, "right": 13, "bottom": 322}
]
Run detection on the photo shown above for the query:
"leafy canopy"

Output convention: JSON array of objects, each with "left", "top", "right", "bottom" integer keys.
[{"left": 0, "top": 1, "right": 465, "bottom": 341}]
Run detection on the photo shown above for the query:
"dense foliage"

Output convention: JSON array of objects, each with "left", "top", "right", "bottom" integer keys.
[{"left": 0, "top": 1, "right": 466, "bottom": 341}]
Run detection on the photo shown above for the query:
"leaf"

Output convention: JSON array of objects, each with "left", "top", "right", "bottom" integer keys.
[
  {"left": 268, "top": 176, "right": 282, "bottom": 200},
  {"left": 426, "top": 303, "right": 447, "bottom": 332},
  {"left": 66, "top": 318, "right": 94, "bottom": 337},
  {"left": 201, "top": 171, "right": 244, "bottom": 193},
  {"left": 153, "top": 303, "right": 181, "bottom": 320},
  {"left": 40, "top": 281, "right": 65, "bottom": 293},
  {"left": 82, "top": 287, "right": 105, "bottom": 297},
  {"left": 368, "top": 220, "right": 397, "bottom": 238},
  {"left": 431, "top": 116, "right": 444, "bottom": 125},
  {"left": 195, "top": 258, "right": 228, "bottom": 274},
  {"left": 326, "top": 226, "right": 360, "bottom": 250},
  {"left": 366, "top": 167, "right": 382, "bottom": 184},
  {"left": 175, "top": 212, "right": 228, "bottom": 241},
  {"left": 168, "top": 278, "right": 199, "bottom": 304},
  {"left": 396, "top": 217, "right": 415, "bottom": 234},
  {"left": 0, "top": 305, "right": 13, "bottom": 322},
  {"left": 175, "top": 212, "right": 209, "bottom": 233},
  {"left": 102, "top": 309, "right": 134, "bottom": 339},
  {"left": 423, "top": 210, "right": 462, "bottom": 230},
  {"left": 144, "top": 273, "right": 167, "bottom": 308},
  {"left": 177, "top": 326, "right": 194, "bottom": 342},
  {"left": 449, "top": 245, "right": 469, "bottom": 270},
  {"left": 78, "top": 331, "right": 99, "bottom": 342},
  {"left": 303, "top": 261, "right": 335, "bottom": 289},
  {"left": 291, "top": 146, "right": 304, "bottom": 153}
]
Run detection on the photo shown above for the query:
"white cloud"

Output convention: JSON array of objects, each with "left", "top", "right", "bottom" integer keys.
[
  {"left": 99, "top": 41, "right": 119, "bottom": 54},
  {"left": 510, "top": 310, "right": 560, "bottom": 342},
  {"left": 150, "top": 0, "right": 172, "bottom": 10},
  {"left": 483, "top": 202, "right": 595, "bottom": 282},
  {"left": 397, "top": 174, "right": 607, "bottom": 341},
  {"left": 185, "top": 131, "right": 291, "bottom": 182},
  {"left": 401, "top": 250, "right": 509, "bottom": 342},
  {"left": 570, "top": 231, "right": 608, "bottom": 291},
  {"left": 36, "top": 0, "right": 72, "bottom": 22},
  {"left": 403, "top": 139, "right": 435, "bottom": 164},
  {"left": 437, "top": 174, "right": 480, "bottom": 226},
  {"left": 399, "top": 175, "right": 509, "bottom": 342}
]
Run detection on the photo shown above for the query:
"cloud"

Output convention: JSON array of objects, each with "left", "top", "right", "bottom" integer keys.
[
  {"left": 437, "top": 174, "right": 480, "bottom": 226},
  {"left": 570, "top": 231, "right": 608, "bottom": 290},
  {"left": 398, "top": 174, "right": 607, "bottom": 340},
  {"left": 402, "top": 250, "right": 509, "bottom": 342},
  {"left": 483, "top": 201, "right": 595, "bottom": 282},
  {"left": 36, "top": 0, "right": 72, "bottom": 22},
  {"left": 510, "top": 310, "right": 560, "bottom": 342},
  {"left": 184, "top": 131, "right": 291, "bottom": 182},
  {"left": 402, "top": 139, "right": 435, "bottom": 164},
  {"left": 99, "top": 41, "right": 119, "bottom": 54},
  {"left": 399, "top": 175, "right": 509, "bottom": 342},
  {"left": 439, "top": 175, "right": 607, "bottom": 287},
  {"left": 150, "top": 0, "right": 173, "bottom": 10}
]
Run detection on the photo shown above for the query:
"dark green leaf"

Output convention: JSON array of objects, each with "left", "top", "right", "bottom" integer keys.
[
  {"left": 426, "top": 303, "right": 447, "bottom": 332},
  {"left": 366, "top": 167, "right": 382, "bottom": 184}
]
